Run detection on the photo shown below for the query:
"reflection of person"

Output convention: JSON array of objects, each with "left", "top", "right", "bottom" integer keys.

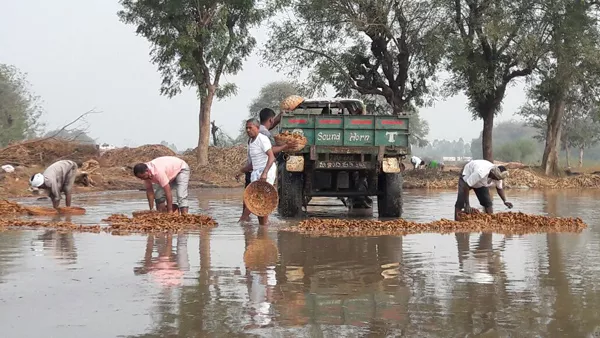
[
  {"left": 29, "top": 160, "right": 78, "bottom": 208},
  {"left": 454, "top": 160, "right": 513, "bottom": 220},
  {"left": 236, "top": 119, "right": 276, "bottom": 225},
  {"left": 133, "top": 156, "right": 190, "bottom": 214},
  {"left": 133, "top": 234, "right": 188, "bottom": 287}
]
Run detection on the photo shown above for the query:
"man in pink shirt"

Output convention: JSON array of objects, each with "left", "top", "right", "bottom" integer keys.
[{"left": 133, "top": 156, "right": 191, "bottom": 214}]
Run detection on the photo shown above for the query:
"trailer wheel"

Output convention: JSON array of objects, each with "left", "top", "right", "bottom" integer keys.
[
  {"left": 377, "top": 173, "right": 403, "bottom": 218},
  {"left": 277, "top": 165, "right": 304, "bottom": 218}
]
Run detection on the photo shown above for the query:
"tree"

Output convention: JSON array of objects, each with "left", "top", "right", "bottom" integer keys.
[
  {"left": 442, "top": 0, "right": 546, "bottom": 161},
  {"left": 525, "top": 0, "right": 600, "bottom": 174},
  {"left": 263, "top": 0, "right": 445, "bottom": 114},
  {"left": 44, "top": 129, "right": 96, "bottom": 145},
  {"left": 235, "top": 81, "right": 305, "bottom": 142},
  {"left": 118, "top": 0, "right": 265, "bottom": 165},
  {"left": 0, "top": 64, "right": 44, "bottom": 147}
]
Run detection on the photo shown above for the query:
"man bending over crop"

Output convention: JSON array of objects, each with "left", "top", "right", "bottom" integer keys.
[
  {"left": 30, "top": 160, "right": 78, "bottom": 208},
  {"left": 133, "top": 156, "right": 190, "bottom": 215},
  {"left": 454, "top": 160, "right": 513, "bottom": 220}
]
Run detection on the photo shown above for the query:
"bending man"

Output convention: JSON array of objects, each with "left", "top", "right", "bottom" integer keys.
[
  {"left": 133, "top": 156, "right": 190, "bottom": 215},
  {"left": 454, "top": 160, "right": 513, "bottom": 220},
  {"left": 30, "top": 160, "right": 78, "bottom": 208}
]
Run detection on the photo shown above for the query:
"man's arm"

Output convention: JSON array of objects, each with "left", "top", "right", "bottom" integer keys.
[
  {"left": 261, "top": 149, "right": 276, "bottom": 180},
  {"left": 271, "top": 112, "right": 284, "bottom": 129},
  {"left": 163, "top": 183, "right": 174, "bottom": 212},
  {"left": 496, "top": 185, "right": 513, "bottom": 208},
  {"left": 271, "top": 144, "right": 288, "bottom": 155},
  {"left": 144, "top": 180, "right": 155, "bottom": 210}
]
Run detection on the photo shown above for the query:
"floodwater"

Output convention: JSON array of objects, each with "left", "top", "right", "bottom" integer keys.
[{"left": 1, "top": 189, "right": 600, "bottom": 337}]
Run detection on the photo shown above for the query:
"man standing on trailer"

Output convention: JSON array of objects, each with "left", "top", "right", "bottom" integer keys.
[{"left": 454, "top": 160, "right": 513, "bottom": 220}]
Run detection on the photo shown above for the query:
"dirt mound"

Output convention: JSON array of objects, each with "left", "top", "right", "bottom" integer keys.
[
  {"left": 184, "top": 146, "right": 247, "bottom": 187},
  {"left": 0, "top": 139, "right": 98, "bottom": 166},
  {"left": 99, "top": 145, "right": 176, "bottom": 168},
  {"left": 284, "top": 211, "right": 586, "bottom": 237}
]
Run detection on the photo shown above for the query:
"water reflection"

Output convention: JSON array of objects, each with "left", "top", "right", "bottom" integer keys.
[{"left": 2, "top": 189, "right": 600, "bottom": 337}]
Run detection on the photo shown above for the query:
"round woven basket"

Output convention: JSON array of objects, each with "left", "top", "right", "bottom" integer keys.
[
  {"left": 280, "top": 95, "right": 305, "bottom": 112},
  {"left": 25, "top": 206, "right": 58, "bottom": 216},
  {"left": 57, "top": 207, "right": 87, "bottom": 215},
  {"left": 243, "top": 238, "right": 279, "bottom": 270},
  {"left": 274, "top": 132, "right": 308, "bottom": 152},
  {"left": 243, "top": 181, "right": 279, "bottom": 217}
]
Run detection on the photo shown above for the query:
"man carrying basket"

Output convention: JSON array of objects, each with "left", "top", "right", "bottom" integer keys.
[{"left": 236, "top": 119, "right": 277, "bottom": 225}]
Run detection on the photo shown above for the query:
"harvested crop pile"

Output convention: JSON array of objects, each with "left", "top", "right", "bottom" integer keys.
[
  {"left": 0, "top": 219, "right": 102, "bottom": 233},
  {"left": 403, "top": 170, "right": 458, "bottom": 189},
  {"left": 0, "top": 139, "right": 98, "bottom": 166},
  {"left": 506, "top": 169, "right": 600, "bottom": 189},
  {"left": 103, "top": 212, "right": 217, "bottom": 232},
  {"left": 284, "top": 212, "right": 587, "bottom": 237},
  {"left": 274, "top": 131, "right": 307, "bottom": 152},
  {"left": 183, "top": 146, "right": 247, "bottom": 186},
  {"left": 99, "top": 144, "right": 176, "bottom": 168},
  {"left": 0, "top": 200, "right": 27, "bottom": 215}
]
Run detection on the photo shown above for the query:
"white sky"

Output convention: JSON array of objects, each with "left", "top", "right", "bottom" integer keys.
[{"left": 0, "top": 0, "right": 527, "bottom": 150}]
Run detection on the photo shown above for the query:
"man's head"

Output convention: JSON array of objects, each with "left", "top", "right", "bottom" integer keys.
[
  {"left": 133, "top": 163, "right": 151, "bottom": 180},
  {"left": 489, "top": 165, "right": 509, "bottom": 180},
  {"left": 259, "top": 108, "right": 276, "bottom": 128},
  {"left": 245, "top": 118, "right": 260, "bottom": 138},
  {"left": 30, "top": 173, "right": 46, "bottom": 189}
]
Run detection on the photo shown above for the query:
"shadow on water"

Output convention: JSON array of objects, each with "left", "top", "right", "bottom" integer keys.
[{"left": 2, "top": 188, "right": 600, "bottom": 336}]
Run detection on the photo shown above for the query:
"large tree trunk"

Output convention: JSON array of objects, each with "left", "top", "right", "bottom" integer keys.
[
  {"left": 579, "top": 146, "right": 584, "bottom": 167},
  {"left": 196, "top": 86, "right": 216, "bottom": 165},
  {"left": 542, "top": 98, "right": 566, "bottom": 176},
  {"left": 481, "top": 113, "right": 494, "bottom": 161}
]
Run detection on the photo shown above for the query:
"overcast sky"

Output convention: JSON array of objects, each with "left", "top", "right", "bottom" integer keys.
[{"left": 1, "top": 0, "right": 528, "bottom": 150}]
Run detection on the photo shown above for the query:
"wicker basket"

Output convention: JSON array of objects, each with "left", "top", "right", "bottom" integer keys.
[
  {"left": 274, "top": 131, "right": 308, "bottom": 152},
  {"left": 243, "top": 181, "right": 279, "bottom": 217},
  {"left": 57, "top": 207, "right": 87, "bottom": 215},
  {"left": 25, "top": 206, "right": 59, "bottom": 216},
  {"left": 243, "top": 237, "right": 279, "bottom": 270},
  {"left": 280, "top": 95, "right": 305, "bottom": 112}
]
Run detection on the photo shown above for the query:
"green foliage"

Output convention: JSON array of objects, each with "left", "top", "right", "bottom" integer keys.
[
  {"left": 44, "top": 129, "right": 96, "bottom": 145},
  {"left": 160, "top": 140, "right": 178, "bottom": 152},
  {"left": 495, "top": 139, "right": 537, "bottom": 163},
  {"left": 0, "top": 64, "right": 44, "bottom": 147},
  {"left": 118, "top": 0, "right": 266, "bottom": 98},
  {"left": 263, "top": 0, "right": 446, "bottom": 113},
  {"left": 235, "top": 81, "right": 306, "bottom": 142},
  {"left": 470, "top": 120, "right": 541, "bottom": 160},
  {"left": 442, "top": 0, "right": 544, "bottom": 118},
  {"left": 414, "top": 138, "right": 471, "bottom": 159}
]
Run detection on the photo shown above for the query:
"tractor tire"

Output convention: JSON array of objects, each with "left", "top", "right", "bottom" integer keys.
[
  {"left": 377, "top": 173, "right": 403, "bottom": 218},
  {"left": 277, "top": 165, "right": 304, "bottom": 218}
]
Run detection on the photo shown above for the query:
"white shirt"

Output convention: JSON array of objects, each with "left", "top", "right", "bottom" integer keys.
[
  {"left": 462, "top": 160, "right": 503, "bottom": 189},
  {"left": 411, "top": 156, "right": 422, "bottom": 165},
  {"left": 248, "top": 133, "right": 272, "bottom": 170}
]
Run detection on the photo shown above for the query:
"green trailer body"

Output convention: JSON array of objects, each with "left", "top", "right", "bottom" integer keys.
[{"left": 280, "top": 114, "right": 410, "bottom": 150}]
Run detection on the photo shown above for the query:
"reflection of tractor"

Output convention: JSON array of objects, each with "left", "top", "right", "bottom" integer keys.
[
  {"left": 273, "top": 231, "right": 409, "bottom": 326},
  {"left": 277, "top": 98, "right": 410, "bottom": 218}
]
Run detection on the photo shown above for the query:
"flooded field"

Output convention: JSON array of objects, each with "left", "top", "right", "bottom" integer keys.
[{"left": 1, "top": 188, "right": 600, "bottom": 337}]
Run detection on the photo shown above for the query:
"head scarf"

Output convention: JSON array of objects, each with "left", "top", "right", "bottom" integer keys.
[
  {"left": 490, "top": 166, "right": 509, "bottom": 180},
  {"left": 30, "top": 173, "right": 45, "bottom": 187}
]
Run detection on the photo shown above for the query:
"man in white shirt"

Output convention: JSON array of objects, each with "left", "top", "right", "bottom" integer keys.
[
  {"left": 236, "top": 118, "right": 277, "bottom": 225},
  {"left": 454, "top": 160, "right": 513, "bottom": 220},
  {"left": 411, "top": 156, "right": 423, "bottom": 169}
]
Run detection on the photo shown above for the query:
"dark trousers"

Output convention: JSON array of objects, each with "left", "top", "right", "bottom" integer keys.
[{"left": 454, "top": 176, "right": 493, "bottom": 209}]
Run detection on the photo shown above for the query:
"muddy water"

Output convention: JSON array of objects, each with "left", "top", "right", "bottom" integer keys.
[{"left": 1, "top": 189, "right": 600, "bottom": 337}]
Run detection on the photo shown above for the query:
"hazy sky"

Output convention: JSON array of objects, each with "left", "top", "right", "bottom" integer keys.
[{"left": 1, "top": 0, "right": 528, "bottom": 150}]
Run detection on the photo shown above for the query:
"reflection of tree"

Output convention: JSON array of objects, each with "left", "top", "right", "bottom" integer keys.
[{"left": 0, "top": 232, "right": 25, "bottom": 282}]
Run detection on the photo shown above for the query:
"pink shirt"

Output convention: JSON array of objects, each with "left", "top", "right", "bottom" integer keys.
[{"left": 146, "top": 156, "right": 187, "bottom": 187}]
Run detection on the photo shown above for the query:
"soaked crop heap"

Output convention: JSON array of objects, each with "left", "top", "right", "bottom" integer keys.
[
  {"left": 102, "top": 212, "right": 217, "bottom": 232},
  {"left": 285, "top": 211, "right": 587, "bottom": 237},
  {"left": 0, "top": 200, "right": 217, "bottom": 234}
]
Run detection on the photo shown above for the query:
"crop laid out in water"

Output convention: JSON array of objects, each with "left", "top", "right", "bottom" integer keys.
[{"left": 283, "top": 211, "right": 587, "bottom": 237}]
